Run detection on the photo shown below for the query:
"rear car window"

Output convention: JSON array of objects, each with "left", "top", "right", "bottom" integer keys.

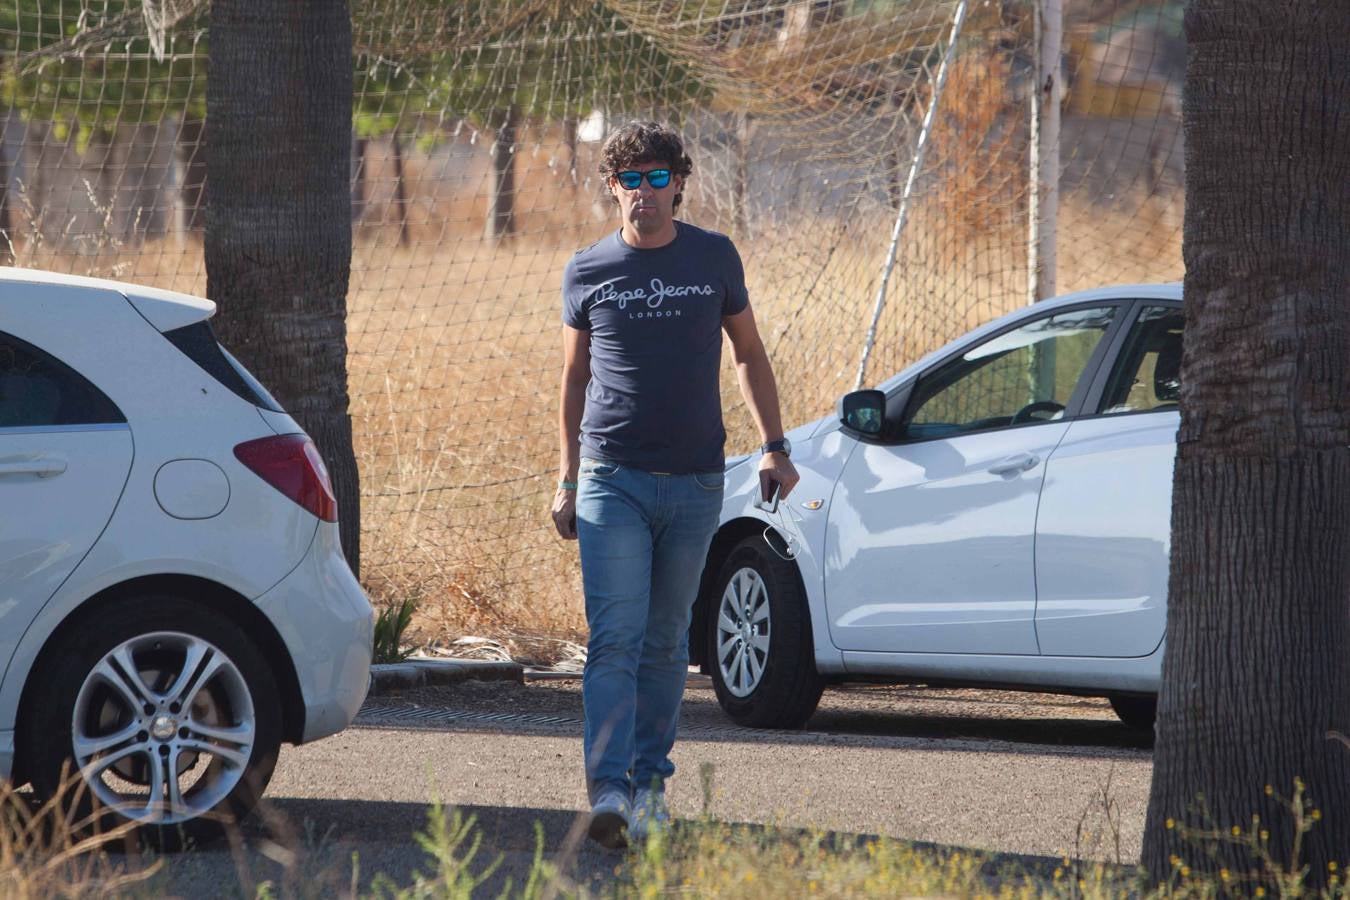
[
  {"left": 163, "top": 321, "right": 284, "bottom": 412},
  {"left": 0, "top": 331, "right": 125, "bottom": 427}
]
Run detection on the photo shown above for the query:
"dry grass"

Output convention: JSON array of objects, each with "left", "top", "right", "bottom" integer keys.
[
  {"left": 1, "top": 777, "right": 1326, "bottom": 897},
  {"left": 0, "top": 776, "right": 162, "bottom": 898},
  {"left": 5, "top": 136, "right": 1182, "bottom": 656}
]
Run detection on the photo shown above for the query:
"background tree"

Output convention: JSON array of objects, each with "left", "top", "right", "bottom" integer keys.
[
  {"left": 462, "top": 2, "right": 707, "bottom": 241},
  {"left": 0, "top": 0, "right": 208, "bottom": 236},
  {"left": 0, "top": 1, "right": 205, "bottom": 139},
  {"left": 206, "top": 0, "right": 360, "bottom": 572},
  {"left": 350, "top": 60, "right": 424, "bottom": 246},
  {"left": 349, "top": 0, "right": 442, "bottom": 244},
  {"left": 0, "top": 107, "right": 11, "bottom": 263},
  {"left": 1142, "top": 1, "right": 1350, "bottom": 890}
]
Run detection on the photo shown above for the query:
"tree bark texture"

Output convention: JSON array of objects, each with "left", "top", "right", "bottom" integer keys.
[
  {"left": 205, "top": 0, "right": 360, "bottom": 574},
  {"left": 1143, "top": 1, "right": 1350, "bottom": 889},
  {"left": 484, "top": 104, "right": 517, "bottom": 242}
]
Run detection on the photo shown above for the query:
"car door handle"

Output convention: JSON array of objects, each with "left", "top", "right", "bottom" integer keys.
[
  {"left": 0, "top": 458, "right": 68, "bottom": 478},
  {"left": 987, "top": 453, "right": 1039, "bottom": 476}
]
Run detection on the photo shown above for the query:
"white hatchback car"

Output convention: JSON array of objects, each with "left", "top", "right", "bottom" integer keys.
[
  {"left": 693, "top": 284, "right": 1183, "bottom": 732},
  {"left": 0, "top": 267, "right": 373, "bottom": 847}
]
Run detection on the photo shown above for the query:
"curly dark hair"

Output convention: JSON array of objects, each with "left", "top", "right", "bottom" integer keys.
[{"left": 598, "top": 121, "right": 693, "bottom": 212}]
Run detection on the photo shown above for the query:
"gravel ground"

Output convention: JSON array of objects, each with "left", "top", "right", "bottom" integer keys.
[{"left": 127, "top": 676, "right": 1154, "bottom": 896}]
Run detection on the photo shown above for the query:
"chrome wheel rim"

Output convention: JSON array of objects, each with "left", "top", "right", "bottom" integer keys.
[
  {"left": 72, "top": 631, "right": 256, "bottom": 825},
  {"left": 717, "top": 567, "right": 771, "bottom": 698}
]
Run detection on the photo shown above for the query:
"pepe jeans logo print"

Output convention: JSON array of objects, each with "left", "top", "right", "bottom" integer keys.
[{"left": 592, "top": 277, "right": 715, "bottom": 319}]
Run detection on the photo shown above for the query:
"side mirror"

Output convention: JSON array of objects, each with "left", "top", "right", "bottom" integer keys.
[{"left": 838, "top": 389, "right": 886, "bottom": 436}]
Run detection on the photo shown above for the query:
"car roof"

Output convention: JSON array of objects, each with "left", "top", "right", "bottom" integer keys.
[
  {"left": 0, "top": 266, "right": 215, "bottom": 332},
  {"left": 1031, "top": 282, "right": 1183, "bottom": 309}
]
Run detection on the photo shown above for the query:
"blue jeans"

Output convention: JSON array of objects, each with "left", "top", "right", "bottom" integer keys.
[{"left": 575, "top": 458, "right": 723, "bottom": 801}]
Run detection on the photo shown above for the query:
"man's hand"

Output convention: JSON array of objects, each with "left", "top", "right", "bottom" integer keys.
[
  {"left": 758, "top": 453, "right": 799, "bottom": 504},
  {"left": 552, "top": 488, "right": 578, "bottom": 540}
]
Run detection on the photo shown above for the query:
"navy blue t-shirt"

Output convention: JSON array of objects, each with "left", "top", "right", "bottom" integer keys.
[{"left": 562, "top": 222, "right": 749, "bottom": 474}]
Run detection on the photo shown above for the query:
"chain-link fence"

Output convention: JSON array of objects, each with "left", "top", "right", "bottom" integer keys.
[{"left": 0, "top": 0, "right": 1185, "bottom": 650}]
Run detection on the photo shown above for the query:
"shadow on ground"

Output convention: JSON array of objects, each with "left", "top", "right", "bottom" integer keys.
[
  {"left": 135, "top": 796, "right": 1138, "bottom": 898},
  {"left": 362, "top": 681, "right": 1155, "bottom": 759},
  {"left": 137, "top": 797, "right": 623, "bottom": 898}
]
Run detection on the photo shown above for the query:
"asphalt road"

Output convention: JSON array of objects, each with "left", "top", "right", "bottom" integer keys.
[{"left": 122, "top": 678, "right": 1155, "bottom": 897}]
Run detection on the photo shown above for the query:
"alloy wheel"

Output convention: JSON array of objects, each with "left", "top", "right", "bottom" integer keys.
[
  {"left": 71, "top": 631, "right": 256, "bottom": 825},
  {"left": 716, "top": 567, "right": 772, "bottom": 698}
]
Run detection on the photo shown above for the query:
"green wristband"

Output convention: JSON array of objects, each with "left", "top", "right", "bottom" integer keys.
[{"left": 559, "top": 479, "right": 578, "bottom": 491}]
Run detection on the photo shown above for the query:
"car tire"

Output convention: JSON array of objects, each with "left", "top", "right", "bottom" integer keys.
[
  {"left": 1109, "top": 694, "right": 1157, "bottom": 732},
  {"left": 21, "top": 595, "right": 282, "bottom": 851},
  {"left": 706, "top": 536, "right": 824, "bottom": 729}
]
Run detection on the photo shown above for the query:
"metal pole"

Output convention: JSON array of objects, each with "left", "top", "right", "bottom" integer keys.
[
  {"left": 1028, "top": 0, "right": 1061, "bottom": 304},
  {"left": 853, "top": 0, "right": 969, "bottom": 392}
]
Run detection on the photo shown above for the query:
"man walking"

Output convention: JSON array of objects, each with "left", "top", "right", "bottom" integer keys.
[{"left": 551, "top": 121, "right": 798, "bottom": 849}]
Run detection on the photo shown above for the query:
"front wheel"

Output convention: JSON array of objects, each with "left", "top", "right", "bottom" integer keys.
[
  {"left": 21, "top": 596, "right": 283, "bottom": 850},
  {"left": 706, "top": 536, "right": 824, "bottom": 729}
]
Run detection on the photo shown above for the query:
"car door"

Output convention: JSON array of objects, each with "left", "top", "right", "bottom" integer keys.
[
  {"left": 0, "top": 331, "right": 134, "bottom": 678},
  {"left": 824, "top": 303, "right": 1123, "bottom": 654},
  {"left": 1034, "top": 302, "right": 1182, "bottom": 657}
]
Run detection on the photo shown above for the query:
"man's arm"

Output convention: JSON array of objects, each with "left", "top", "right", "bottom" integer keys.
[
  {"left": 723, "top": 303, "right": 800, "bottom": 499},
  {"left": 553, "top": 324, "right": 590, "bottom": 539}
]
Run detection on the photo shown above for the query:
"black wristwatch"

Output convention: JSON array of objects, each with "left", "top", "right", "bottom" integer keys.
[{"left": 761, "top": 438, "right": 791, "bottom": 458}]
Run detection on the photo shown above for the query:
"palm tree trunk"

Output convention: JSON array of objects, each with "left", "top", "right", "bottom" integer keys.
[
  {"left": 1142, "top": 1, "right": 1350, "bottom": 889},
  {"left": 205, "top": 0, "right": 361, "bottom": 574}
]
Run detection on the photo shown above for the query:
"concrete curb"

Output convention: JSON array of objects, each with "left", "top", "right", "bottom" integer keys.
[{"left": 367, "top": 658, "right": 526, "bottom": 696}]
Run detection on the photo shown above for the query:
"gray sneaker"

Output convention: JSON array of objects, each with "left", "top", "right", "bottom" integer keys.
[
  {"left": 630, "top": 788, "right": 670, "bottom": 843},
  {"left": 588, "top": 788, "right": 631, "bottom": 849}
]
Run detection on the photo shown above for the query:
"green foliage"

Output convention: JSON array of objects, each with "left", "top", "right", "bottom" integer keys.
[
  {"left": 0, "top": 0, "right": 207, "bottom": 147},
  {"left": 370, "top": 803, "right": 558, "bottom": 900},
  {"left": 372, "top": 596, "right": 418, "bottom": 664},
  {"left": 349, "top": 0, "right": 710, "bottom": 141},
  {"left": 1, "top": 1, "right": 710, "bottom": 153},
  {"left": 1158, "top": 778, "right": 1343, "bottom": 897}
]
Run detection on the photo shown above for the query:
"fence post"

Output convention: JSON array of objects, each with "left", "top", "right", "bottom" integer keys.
[{"left": 1028, "top": 0, "right": 1061, "bottom": 304}]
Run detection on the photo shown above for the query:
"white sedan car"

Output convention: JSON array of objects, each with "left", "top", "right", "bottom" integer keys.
[
  {"left": 693, "top": 284, "right": 1183, "bottom": 732},
  {"left": 0, "top": 267, "right": 373, "bottom": 847}
]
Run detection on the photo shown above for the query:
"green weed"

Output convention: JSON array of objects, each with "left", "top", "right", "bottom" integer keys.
[{"left": 373, "top": 596, "right": 420, "bottom": 663}]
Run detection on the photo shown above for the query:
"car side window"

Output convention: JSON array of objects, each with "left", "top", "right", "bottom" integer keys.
[
  {"left": 0, "top": 332, "right": 124, "bottom": 428},
  {"left": 904, "top": 306, "right": 1117, "bottom": 440},
  {"left": 1097, "top": 306, "right": 1183, "bottom": 415}
]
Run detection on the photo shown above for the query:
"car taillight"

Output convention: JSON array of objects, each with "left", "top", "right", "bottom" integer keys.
[{"left": 234, "top": 435, "right": 338, "bottom": 522}]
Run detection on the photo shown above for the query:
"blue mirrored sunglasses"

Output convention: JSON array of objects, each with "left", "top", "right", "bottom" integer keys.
[{"left": 614, "top": 168, "right": 673, "bottom": 190}]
